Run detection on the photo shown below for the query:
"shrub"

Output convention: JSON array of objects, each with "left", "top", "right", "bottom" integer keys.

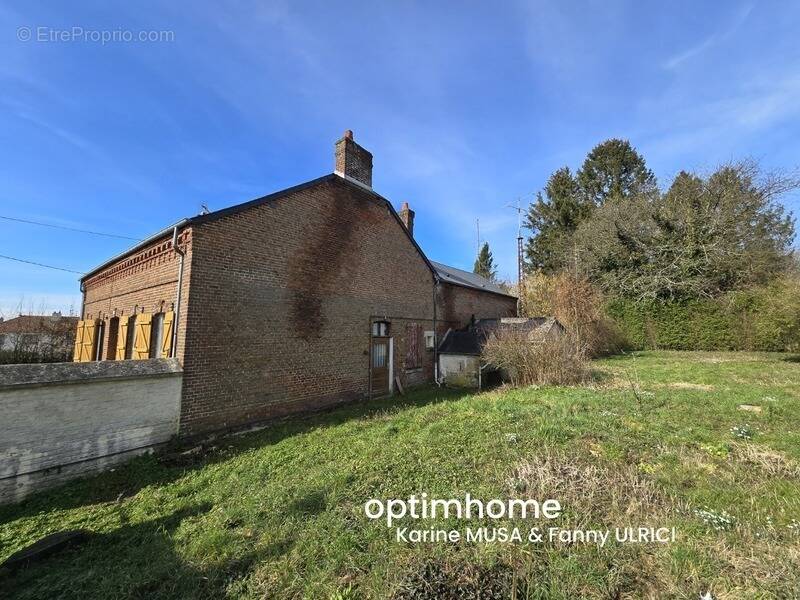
[
  {"left": 607, "top": 275, "right": 800, "bottom": 351},
  {"left": 519, "top": 272, "right": 627, "bottom": 356},
  {"left": 481, "top": 328, "right": 589, "bottom": 387}
]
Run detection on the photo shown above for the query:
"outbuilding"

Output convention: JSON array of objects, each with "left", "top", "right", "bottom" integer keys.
[{"left": 437, "top": 317, "right": 565, "bottom": 389}]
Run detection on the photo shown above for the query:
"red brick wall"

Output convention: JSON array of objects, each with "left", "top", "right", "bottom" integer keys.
[
  {"left": 179, "top": 176, "right": 436, "bottom": 435},
  {"left": 437, "top": 282, "right": 517, "bottom": 328},
  {"left": 82, "top": 230, "right": 193, "bottom": 362},
  {"left": 79, "top": 176, "right": 517, "bottom": 438}
]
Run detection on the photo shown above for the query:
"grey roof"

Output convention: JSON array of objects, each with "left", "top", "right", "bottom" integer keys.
[
  {"left": 430, "top": 261, "right": 514, "bottom": 297},
  {"left": 81, "top": 173, "right": 513, "bottom": 302},
  {"left": 437, "top": 317, "right": 565, "bottom": 356},
  {"left": 437, "top": 329, "right": 483, "bottom": 355}
]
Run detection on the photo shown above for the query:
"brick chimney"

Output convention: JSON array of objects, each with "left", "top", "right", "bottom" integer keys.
[
  {"left": 334, "top": 130, "right": 372, "bottom": 188},
  {"left": 398, "top": 202, "right": 415, "bottom": 237}
]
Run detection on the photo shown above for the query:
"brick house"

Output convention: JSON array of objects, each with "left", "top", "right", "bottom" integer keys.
[
  {"left": 0, "top": 313, "right": 78, "bottom": 363},
  {"left": 77, "top": 131, "right": 516, "bottom": 436}
]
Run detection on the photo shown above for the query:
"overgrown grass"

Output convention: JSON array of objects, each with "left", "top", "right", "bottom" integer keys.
[{"left": 1, "top": 351, "right": 799, "bottom": 598}]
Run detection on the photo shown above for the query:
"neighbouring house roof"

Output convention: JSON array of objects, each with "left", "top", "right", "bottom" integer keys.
[
  {"left": 430, "top": 261, "right": 512, "bottom": 297},
  {"left": 80, "top": 173, "right": 516, "bottom": 300},
  {"left": 0, "top": 315, "right": 79, "bottom": 335},
  {"left": 437, "top": 317, "right": 565, "bottom": 356}
]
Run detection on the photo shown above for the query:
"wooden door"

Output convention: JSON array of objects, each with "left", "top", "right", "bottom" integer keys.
[{"left": 371, "top": 337, "right": 390, "bottom": 396}]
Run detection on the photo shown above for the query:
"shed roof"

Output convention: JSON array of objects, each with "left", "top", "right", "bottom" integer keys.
[
  {"left": 437, "top": 329, "right": 483, "bottom": 355},
  {"left": 437, "top": 317, "right": 565, "bottom": 356}
]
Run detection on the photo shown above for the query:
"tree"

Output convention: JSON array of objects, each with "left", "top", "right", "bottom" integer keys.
[
  {"left": 525, "top": 140, "right": 655, "bottom": 274},
  {"left": 473, "top": 242, "right": 497, "bottom": 281},
  {"left": 524, "top": 167, "right": 588, "bottom": 273},
  {"left": 574, "top": 161, "right": 797, "bottom": 300},
  {"left": 576, "top": 138, "right": 657, "bottom": 206}
]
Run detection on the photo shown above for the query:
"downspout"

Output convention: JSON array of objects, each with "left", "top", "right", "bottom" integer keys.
[
  {"left": 433, "top": 274, "right": 440, "bottom": 385},
  {"left": 79, "top": 281, "right": 86, "bottom": 320},
  {"left": 171, "top": 226, "right": 185, "bottom": 359}
]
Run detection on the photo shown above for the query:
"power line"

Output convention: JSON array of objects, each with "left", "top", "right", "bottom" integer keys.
[
  {"left": 0, "top": 215, "right": 141, "bottom": 241},
  {"left": 0, "top": 254, "right": 83, "bottom": 274}
]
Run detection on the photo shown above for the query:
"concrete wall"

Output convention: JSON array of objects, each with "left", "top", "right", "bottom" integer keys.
[{"left": 0, "top": 359, "right": 182, "bottom": 504}]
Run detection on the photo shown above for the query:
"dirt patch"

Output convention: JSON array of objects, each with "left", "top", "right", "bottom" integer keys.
[
  {"left": 392, "top": 559, "right": 513, "bottom": 600},
  {"left": 665, "top": 382, "right": 715, "bottom": 391},
  {"left": 730, "top": 443, "right": 800, "bottom": 478},
  {"left": 506, "top": 450, "right": 680, "bottom": 525}
]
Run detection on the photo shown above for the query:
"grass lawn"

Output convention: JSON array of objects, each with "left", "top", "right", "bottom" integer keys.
[{"left": 1, "top": 351, "right": 799, "bottom": 599}]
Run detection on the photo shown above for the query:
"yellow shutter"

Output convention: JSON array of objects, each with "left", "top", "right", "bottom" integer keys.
[
  {"left": 161, "top": 311, "right": 174, "bottom": 358},
  {"left": 82, "top": 319, "right": 97, "bottom": 362},
  {"left": 73, "top": 320, "right": 85, "bottom": 362},
  {"left": 133, "top": 313, "right": 152, "bottom": 360},
  {"left": 116, "top": 318, "right": 129, "bottom": 360}
]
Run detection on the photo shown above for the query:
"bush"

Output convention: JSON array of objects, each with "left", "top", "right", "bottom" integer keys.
[
  {"left": 481, "top": 329, "right": 589, "bottom": 387},
  {"left": 607, "top": 275, "right": 800, "bottom": 351},
  {"left": 519, "top": 272, "right": 627, "bottom": 356}
]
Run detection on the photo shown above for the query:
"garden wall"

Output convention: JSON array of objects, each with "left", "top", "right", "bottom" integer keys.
[{"left": 0, "top": 359, "right": 182, "bottom": 504}]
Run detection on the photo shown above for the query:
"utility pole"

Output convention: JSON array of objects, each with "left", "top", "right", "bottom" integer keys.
[
  {"left": 506, "top": 197, "right": 528, "bottom": 316},
  {"left": 506, "top": 198, "right": 525, "bottom": 286}
]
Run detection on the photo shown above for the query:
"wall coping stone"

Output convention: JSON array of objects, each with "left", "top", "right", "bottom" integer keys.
[{"left": 0, "top": 359, "right": 183, "bottom": 390}]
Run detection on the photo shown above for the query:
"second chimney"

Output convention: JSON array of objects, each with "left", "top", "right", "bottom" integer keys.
[
  {"left": 334, "top": 130, "right": 373, "bottom": 188},
  {"left": 399, "top": 202, "right": 415, "bottom": 237}
]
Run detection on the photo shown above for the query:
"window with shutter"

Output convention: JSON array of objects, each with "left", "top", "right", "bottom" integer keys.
[
  {"left": 133, "top": 313, "right": 152, "bottom": 360},
  {"left": 81, "top": 320, "right": 97, "bottom": 362},
  {"left": 125, "top": 315, "right": 136, "bottom": 359},
  {"left": 73, "top": 320, "right": 85, "bottom": 362},
  {"left": 149, "top": 313, "right": 164, "bottom": 358},
  {"left": 405, "top": 323, "right": 420, "bottom": 369},
  {"left": 116, "top": 318, "right": 129, "bottom": 360},
  {"left": 161, "top": 311, "right": 174, "bottom": 358}
]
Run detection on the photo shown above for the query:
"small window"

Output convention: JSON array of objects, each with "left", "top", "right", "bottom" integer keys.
[
  {"left": 125, "top": 315, "right": 136, "bottom": 359},
  {"left": 149, "top": 313, "right": 165, "bottom": 358},
  {"left": 94, "top": 321, "right": 105, "bottom": 362},
  {"left": 371, "top": 321, "right": 390, "bottom": 337},
  {"left": 424, "top": 330, "right": 435, "bottom": 350},
  {"left": 106, "top": 317, "right": 119, "bottom": 360}
]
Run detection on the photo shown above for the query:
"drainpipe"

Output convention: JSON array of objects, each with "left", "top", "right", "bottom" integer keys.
[
  {"left": 171, "top": 226, "right": 185, "bottom": 359},
  {"left": 79, "top": 281, "right": 86, "bottom": 320},
  {"left": 433, "top": 274, "right": 440, "bottom": 385}
]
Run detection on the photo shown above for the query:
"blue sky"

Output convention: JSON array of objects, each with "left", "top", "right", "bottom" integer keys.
[{"left": 2, "top": 1, "right": 799, "bottom": 316}]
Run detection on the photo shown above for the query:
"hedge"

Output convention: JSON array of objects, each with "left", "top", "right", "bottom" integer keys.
[{"left": 606, "top": 277, "right": 800, "bottom": 352}]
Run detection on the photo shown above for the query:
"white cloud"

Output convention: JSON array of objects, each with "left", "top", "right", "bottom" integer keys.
[{"left": 663, "top": 3, "right": 753, "bottom": 70}]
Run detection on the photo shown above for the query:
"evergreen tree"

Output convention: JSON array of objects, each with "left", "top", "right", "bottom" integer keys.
[
  {"left": 524, "top": 139, "right": 656, "bottom": 274},
  {"left": 576, "top": 138, "right": 657, "bottom": 206},
  {"left": 473, "top": 242, "right": 497, "bottom": 281},
  {"left": 524, "top": 167, "right": 588, "bottom": 273}
]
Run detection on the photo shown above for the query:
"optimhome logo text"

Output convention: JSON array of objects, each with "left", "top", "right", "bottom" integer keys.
[
  {"left": 364, "top": 493, "right": 562, "bottom": 527},
  {"left": 364, "top": 493, "right": 677, "bottom": 546}
]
